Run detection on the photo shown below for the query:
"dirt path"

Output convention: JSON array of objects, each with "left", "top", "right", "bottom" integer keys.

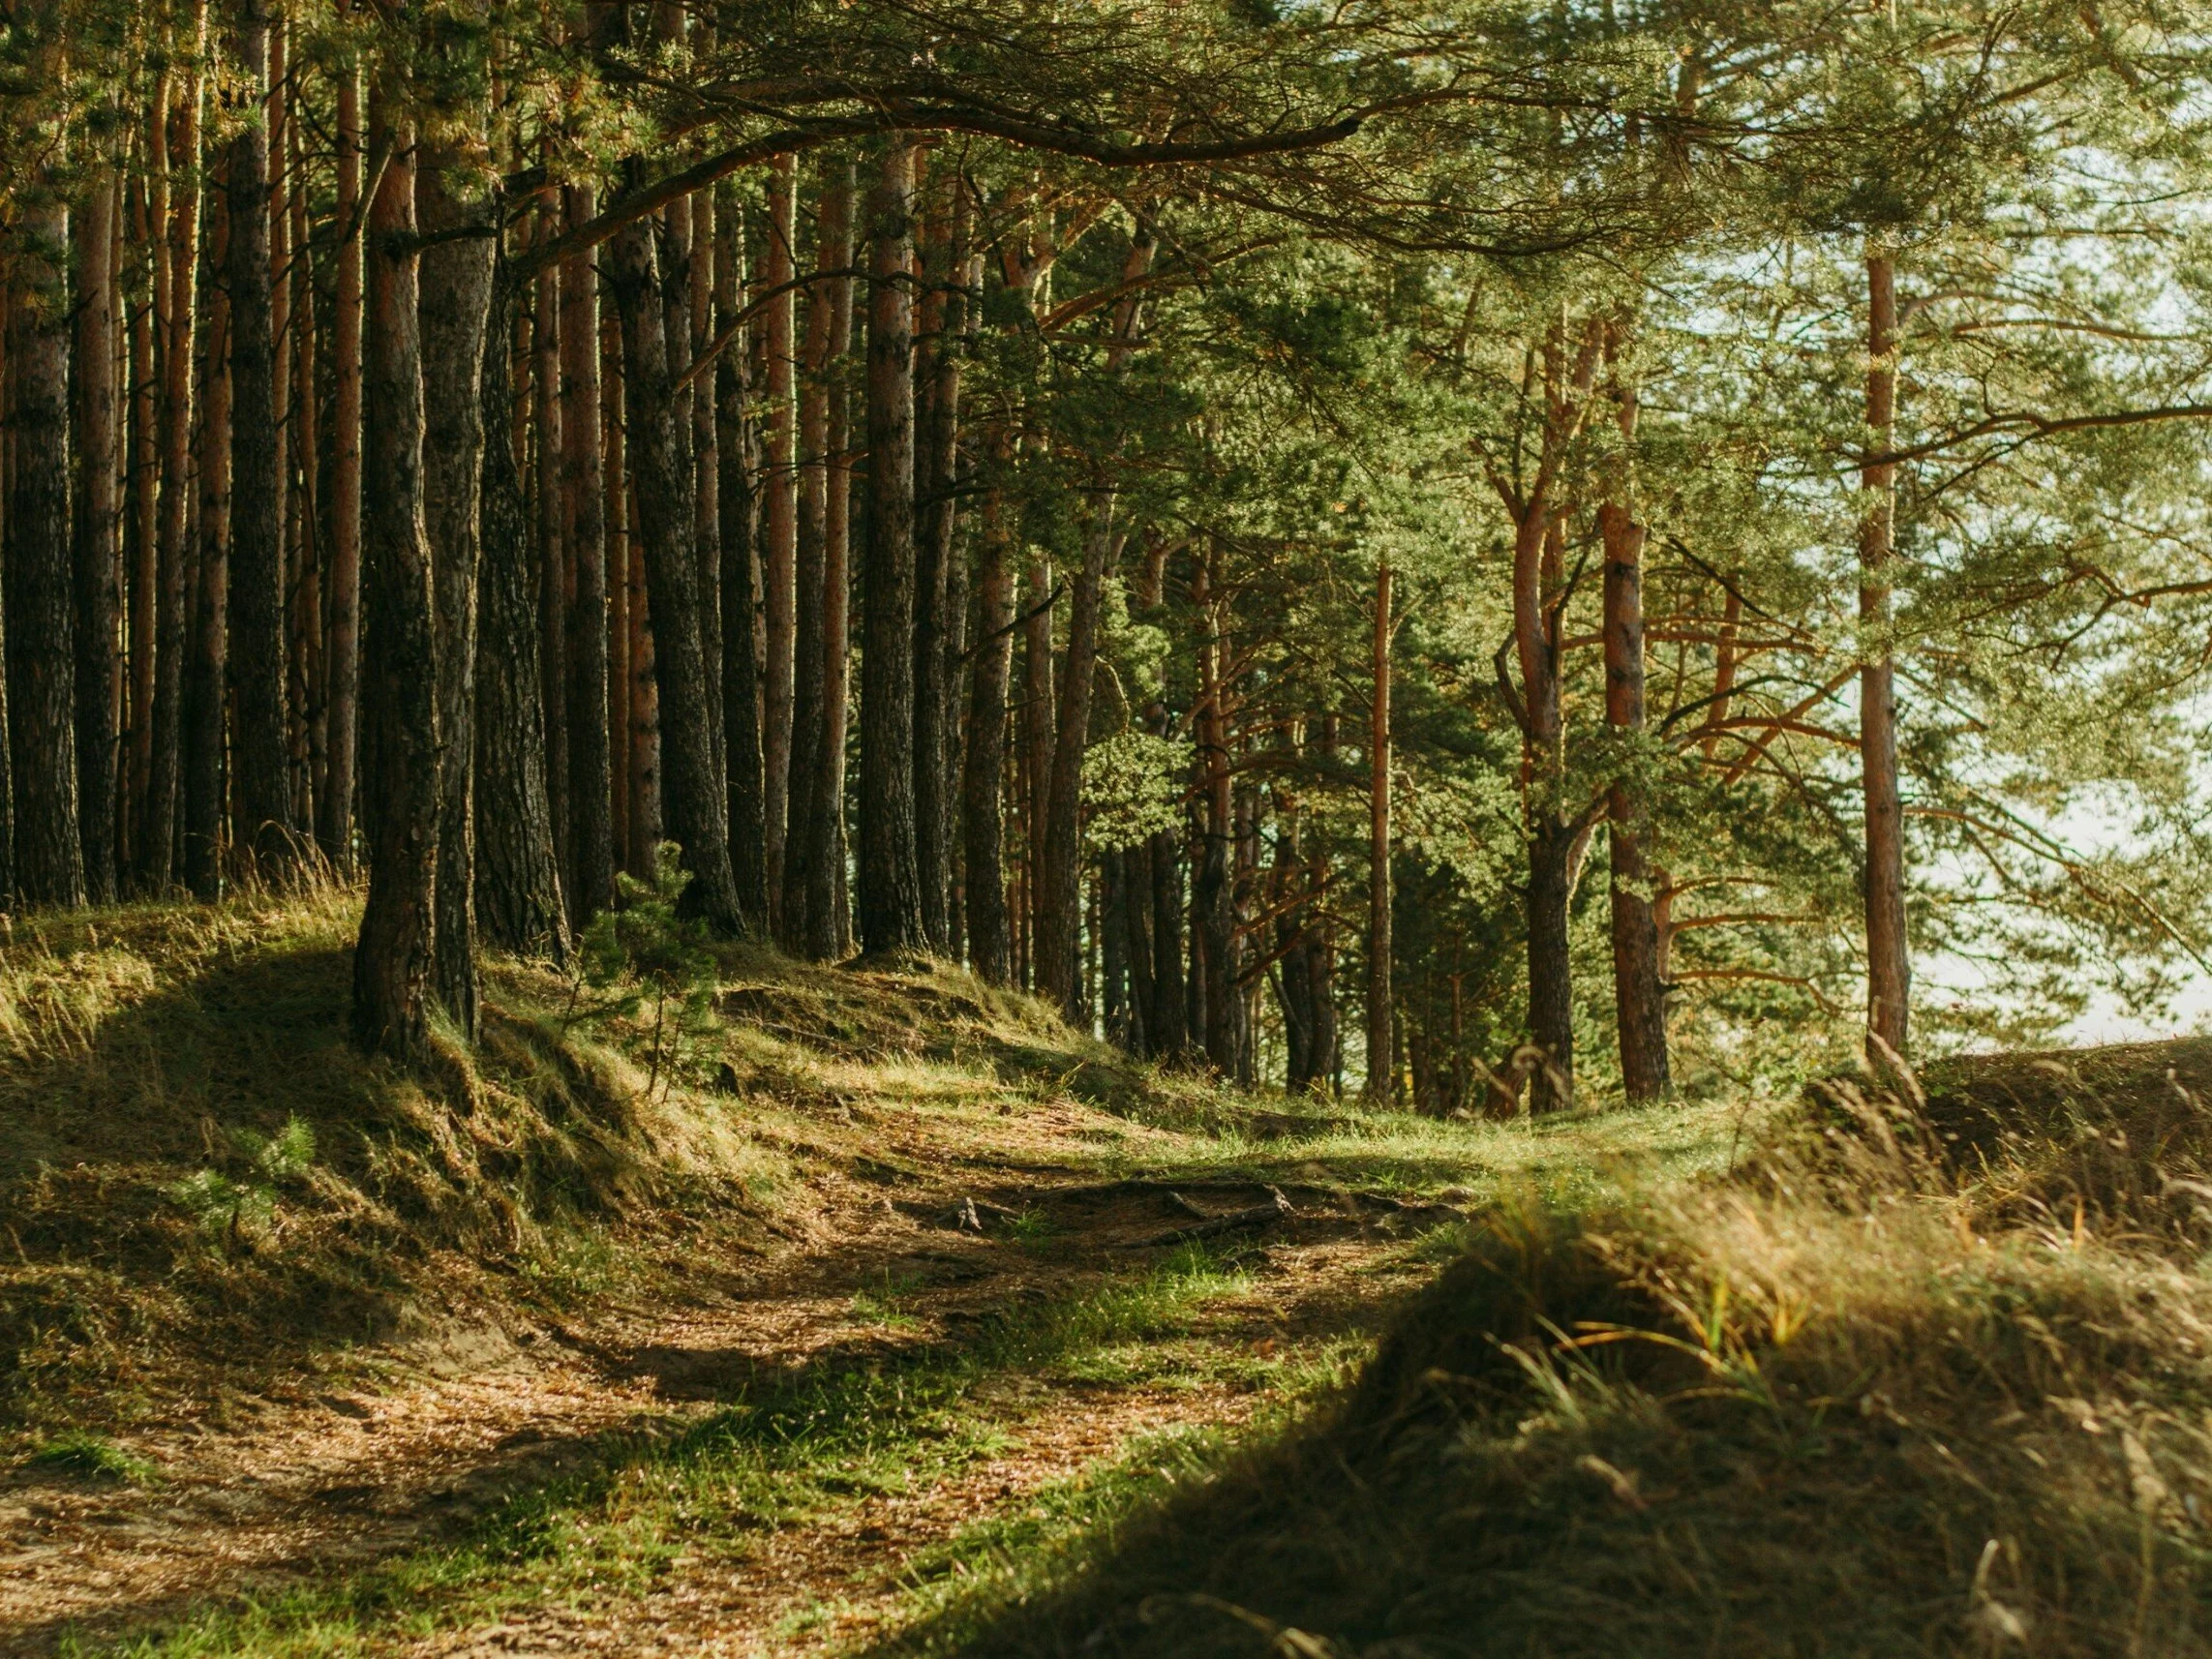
[{"left": 1, "top": 1152, "right": 1437, "bottom": 1657}]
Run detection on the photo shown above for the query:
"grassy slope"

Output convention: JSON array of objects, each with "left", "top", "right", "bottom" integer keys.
[
  {"left": 881, "top": 1050, "right": 2212, "bottom": 1659},
  {"left": 1, "top": 889, "right": 1746, "bottom": 1658}
]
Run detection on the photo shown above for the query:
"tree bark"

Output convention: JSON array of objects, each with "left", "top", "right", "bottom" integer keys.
[
  {"left": 802, "top": 217, "right": 858, "bottom": 959},
  {"left": 962, "top": 467, "right": 1016, "bottom": 983},
  {"left": 184, "top": 207, "right": 231, "bottom": 901},
  {"left": 146, "top": 36, "right": 205, "bottom": 890},
  {"left": 606, "top": 212, "right": 746, "bottom": 933},
  {"left": 475, "top": 271, "right": 571, "bottom": 961},
  {"left": 857, "top": 139, "right": 927, "bottom": 955},
  {"left": 353, "top": 101, "right": 440, "bottom": 1065},
  {"left": 714, "top": 184, "right": 770, "bottom": 935},
  {"left": 1600, "top": 364, "right": 1669, "bottom": 1102},
  {"left": 319, "top": 61, "right": 364, "bottom": 872},
  {"left": 74, "top": 171, "right": 122, "bottom": 903},
  {"left": 533, "top": 203, "right": 568, "bottom": 880},
  {"left": 1861, "top": 251, "right": 1910, "bottom": 1058},
  {"left": 1036, "top": 522, "right": 1118, "bottom": 1016},
  {"left": 6, "top": 187, "right": 86, "bottom": 907},
  {"left": 1193, "top": 562, "right": 1236, "bottom": 1071},
  {"left": 419, "top": 154, "right": 495, "bottom": 1038},
  {"left": 1364, "top": 557, "right": 1393, "bottom": 1104},
  {"left": 561, "top": 184, "right": 616, "bottom": 924},
  {"left": 785, "top": 158, "right": 852, "bottom": 954},
  {"left": 227, "top": 0, "right": 293, "bottom": 881},
  {"left": 912, "top": 188, "right": 968, "bottom": 952},
  {"left": 760, "top": 157, "right": 799, "bottom": 913}
]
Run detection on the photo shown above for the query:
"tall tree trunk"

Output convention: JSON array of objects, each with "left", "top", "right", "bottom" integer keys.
[
  {"left": 1861, "top": 251, "right": 1910, "bottom": 1058},
  {"left": 127, "top": 82, "right": 167, "bottom": 881},
  {"left": 353, "top": 99, "right": 439, "bottom": 1065},
  {"left": 1364, "top": 558, "right": 1394, "bottom": 1104},
  {"left": 319, "top": 60, "right": 364, "bottom": 872},
  {"left": 785, "top": 158, "right": 851, "bottom": 952},
  {"left": 227, "top": 0, "right": 293, "bottom": 880},
  {"left": 1036, "top": 522, "right": 1118, "bottom": 1015},
  {"left": 1020, "top": 551, "right": 1054, "bottom": 981},
  {"left": 146, "top": 27, "right": 205, "bottom": 890},
  {"left": 803, "top": 234, "right": 858, "bottom": 959},
  {"left": 605, "top": 319, "right": 632, "bottom": 871},
  {"left": 561, "top": 184, "right": 615, "bottom": 923},
  {"left": 287, "top": 84, "right": 320, "bottom": 838},
  {"left": 475, "top": 271, "right": 570, "bottom": 960},
  {"left": 606, "top": 212, "right": 746, "bottom": 933},
  {"left": 419, "top": 154, "right": 495, "bottom": 1038},
  {"left": 184, "top": 209, "right": 231, "bottom": 901},
  {"left": 533, "top": 203, "right": 568, "bottom": 879},
  {"left": 962, "top": 468, "right": 1015, "bottom": 983},
  {"left": 1193, "top": 563, "right": 1236, "bottom": 1071},
  {"left": 6, "top": 185, "right": 86, "bottom": 907},
  {"left": 1601, "top": 367, "right": 1669, "bottom": 1102},
  {"left": 74, "top": 170, "right": 122, "bottom": 903},
  {"left": 689, "top": 191, "right": 724, "bottom": 815},
  {"left": 857, "top": 139, "right": 926, "bottom": 955},
  {"left": 760, "top": 156, "right": 798, "bottom": 913},
  {"left": 714, "top": 184, "right": 769, "bottom": 935},
  {"left": 1149, "top": 819, "right": 1187, "bottom": 1055},
  {"left": 912, "top": 189, "right": 968, "bottom": 952}
]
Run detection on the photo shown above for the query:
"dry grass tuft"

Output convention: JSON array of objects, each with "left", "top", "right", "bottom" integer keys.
[{"left": 905, "top": 1047, "right": 2212, "bottom": 1659}]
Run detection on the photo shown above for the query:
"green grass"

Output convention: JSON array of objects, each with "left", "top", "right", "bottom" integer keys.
[
  {"left": 59, "top": 1245, "right": 1258, "bottom": 1657},
  {"left": 25, "top": 1431, "right": 158, "bottom": 1485}
]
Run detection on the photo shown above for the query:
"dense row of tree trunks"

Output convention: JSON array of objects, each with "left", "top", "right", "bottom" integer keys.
[{"left": 606, "top": 206, "right": 745, "bottom": 933}]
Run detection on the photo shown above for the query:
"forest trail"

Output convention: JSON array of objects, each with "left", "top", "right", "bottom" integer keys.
[{"left": 0, "top": 1092, "right": 1458, "bottom": 1658}]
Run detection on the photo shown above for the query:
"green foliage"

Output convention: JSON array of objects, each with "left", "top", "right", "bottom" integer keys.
[
  {"left": 25, "top": 1431, "right": 155, "bottom": 1485},
  {"left": 570, "top": 846, "right": 723, "bottom": 1098}
]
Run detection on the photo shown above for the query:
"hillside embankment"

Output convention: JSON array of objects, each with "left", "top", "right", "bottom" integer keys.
[{"left": 9, "top": 892, "right": 2206, "bottom": 1656}]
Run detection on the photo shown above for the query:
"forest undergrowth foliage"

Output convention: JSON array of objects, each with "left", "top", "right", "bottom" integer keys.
[{"left": 899, "top": 1048, "right": 2212, "bottom": 1659}]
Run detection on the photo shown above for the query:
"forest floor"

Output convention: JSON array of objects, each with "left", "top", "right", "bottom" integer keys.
[{"left": 0, "top": 891, "right": 1740, "bottom": 1658}]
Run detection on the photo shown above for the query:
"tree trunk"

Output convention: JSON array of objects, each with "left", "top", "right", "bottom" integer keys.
[
  {"left": 1149, "top": 819, "right": 1187, "bottom": 1055},
  {"left": 963, "top": 469, "right": 1015, "bottom": 983},
  {"left": 912, "top": 190, "right": 968, "bottom": 953},
  {"left": 1193, "top": 565, "right": 1236, "bottom": 1071},
  {"left": 561, "top": 184, "right": 616, "bottom": 923},
  {"left": 1036, "top": 521, "right": 1117, "bottom": 1016},
  {"left": 785, "top": 159, "right": 852, "bottom": 953},
  {"left": 714, "top": 184, "right": 770, "bottom": 935},
  {"left": 126, "top": 164, "right": 159, "bottom": 877},
  {"left": 475, "top": 272, "right": 571, "bottom": 960},
  {"left": 352, "top": 100, "right": 439, "bottom": 1065},
  {"left": 802, "top": 241, "right": 857, "bottom": 959},
  {"left": 606, "top": 212, "right": 746, "bottom": 934},
  {"left": 419, "top": 155, "right": 495, "bottom": 1038},
  {"left": 1021, "top": 552, "right": 1054, "bottom": 980},
  {"left": 227, "top": 0, "right": 293, "bottom": 881},
  {"left": 1601, "top": 374, "right": 1669, "bottom": 1102},
  {"left": 74, "top": 171, "right": 122, "bottom": 903},
  {"left": 1861, "top": 252, "right": 1910, "bottom": 1058},
  {"left": 146, "top": 43, "right": 204, "bottom": 891},
  {"left": 6, "top": 189, "right": 86, "bottom": 907},
  {"left": 183, "top": 210, "right": 231, "bottom": 901},
  {"left": 533, "top": 204, "right": 568, "bottom": 889},
  {"left": 1364, "top": 558, "right": 1393, "bottom": 1103},
  {"left": 760, "top": 156, "right": 798, "bottom": 913},
  {"left": 319, "top": 61, "right": 364, "bottom": 872},
  {"left": 857, "top": 140, "right": 927, "bottom": 955},
  {"left": 1526, "top": 818, "right": 1577, "bottom": 1113}
]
